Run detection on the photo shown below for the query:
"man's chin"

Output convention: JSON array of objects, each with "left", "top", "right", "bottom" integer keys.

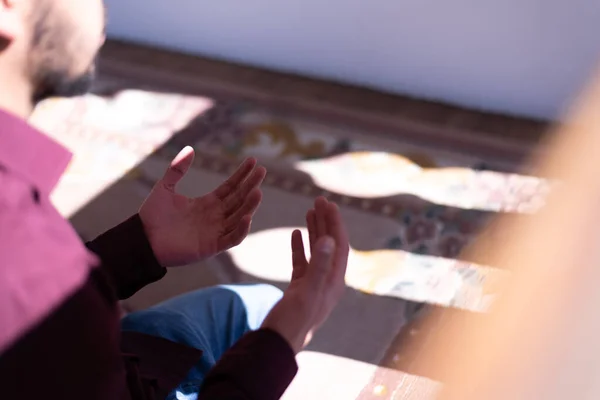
[{"left": 33, "top": 70, "right": 96, "bottom": 105}]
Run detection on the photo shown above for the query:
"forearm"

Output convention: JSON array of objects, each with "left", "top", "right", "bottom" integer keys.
[
  {"left": 86, "top": 214, "right": 166, "bottom": 299},
  {"left": 198, "top": 329, "right": 298, "bottom": 400}
]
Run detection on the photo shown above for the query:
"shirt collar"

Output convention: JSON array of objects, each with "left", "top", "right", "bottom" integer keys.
[{"left": 0, "top": 108, "right": 72, "bottom": 194}]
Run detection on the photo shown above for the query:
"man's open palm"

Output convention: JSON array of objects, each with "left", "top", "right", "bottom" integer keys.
[
  {"left": 262, "top": 197, "right": 350, "bottom": 353},
  {"left": 139, "top": 146, "right": 266, "bottom": 267}
]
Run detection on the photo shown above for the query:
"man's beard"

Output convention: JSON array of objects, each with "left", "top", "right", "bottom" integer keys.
[
  {"left": 31, "top": 61, "right": 97, "bottom": 105},
  {"left": 28, "top": 4, "right": 98, "bottom": 105}
]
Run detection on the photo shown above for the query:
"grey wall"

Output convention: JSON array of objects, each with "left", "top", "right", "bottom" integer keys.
[{"left": 105, "top": 0, "right": 600, "bottom": 119}]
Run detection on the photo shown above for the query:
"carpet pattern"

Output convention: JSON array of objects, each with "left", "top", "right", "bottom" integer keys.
[{"left": 31, "top": 77, "right": 544, "bottom": 399}]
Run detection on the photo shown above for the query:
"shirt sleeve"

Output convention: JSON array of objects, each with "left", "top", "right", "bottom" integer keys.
[
  {"left": 86, "top": 214, "right": 166, "bottom": 300},
  {"left": 198, "top": 329, "right": 298, "bottom": 400}
]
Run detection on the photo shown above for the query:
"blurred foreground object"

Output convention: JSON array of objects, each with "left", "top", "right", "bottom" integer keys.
[{"left": 413, "top": 68, "right": 600, "bottom": 400}]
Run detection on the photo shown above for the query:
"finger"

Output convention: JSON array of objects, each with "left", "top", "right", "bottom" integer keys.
[
  {"left": 162, "top": 146, "right": 195, "bottom": 191},
  {"left": 326, "top": 202, "right": 350, "bottom": 284},
  {"left": 306, "top": 209, "right": 317, "bottom": 254},
  {"left": 224, "top": 188, "right": 262, "bottom": 230},
  {"left": 314, "top": 196, "right": 329, "bottom": 239},
  {"left": 291, "top": 229, "right": 308, "bottom": 280},
  {"left": 305, "top": 235, "right": 335, "bottom": 289},
  {"left": 326, "top": 202, "right": 349, "bottom": 253},
  {"left": 218, "top": 215, "right": 252, "bottom": 250},
  {"left": 224, "top": 166, "right": 266, "bottom": 214},
  {"left": 213, "top": 158, "right": 257, "bottom": 200}
]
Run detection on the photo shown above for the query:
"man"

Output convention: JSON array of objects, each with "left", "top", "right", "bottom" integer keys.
[{"left": 0, "top": 1, "right": 350, "bottom": 399}]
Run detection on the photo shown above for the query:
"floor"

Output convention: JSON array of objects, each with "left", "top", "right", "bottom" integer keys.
[{"left": 32, "top": 39, "right": 549, "bottom": 400}]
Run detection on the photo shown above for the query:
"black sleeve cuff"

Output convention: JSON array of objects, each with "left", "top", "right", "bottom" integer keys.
[{"left": 86, "top": 214, "right": 166, "bottom": 299}]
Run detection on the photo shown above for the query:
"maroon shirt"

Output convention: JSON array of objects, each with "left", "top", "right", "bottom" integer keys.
[{"left": 0, "top": 108, "right": 297, "bottom": 399}]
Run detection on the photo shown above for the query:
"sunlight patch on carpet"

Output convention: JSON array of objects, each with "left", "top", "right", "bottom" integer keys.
[
  {"left": 30, "top": 91, "right": 214, "bottom": 217},
  {"left": 228, "top": 227, "right": 505, "bottom": 312},
  {"left": 295, "top": 152, "right": 548, "bottom": 213},
  {"left": 283, "top": 351, "right": 440, "bottom": 400}
]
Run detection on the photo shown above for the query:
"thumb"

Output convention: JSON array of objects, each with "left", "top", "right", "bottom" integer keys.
[
  {"left": 306, "top": 236, "right": 335, "bottom": 287},
  {"left": 162, "top": 146, "right": 195, "bottom": 190}
]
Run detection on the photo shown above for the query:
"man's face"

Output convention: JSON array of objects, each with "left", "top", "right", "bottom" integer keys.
[{"left": 2, "top": 0, "right": 106, "bottom": 104}]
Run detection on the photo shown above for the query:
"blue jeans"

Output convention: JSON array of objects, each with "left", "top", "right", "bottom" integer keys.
[{"left": 121, "top": 284, "right": 283, "bottom": 400}]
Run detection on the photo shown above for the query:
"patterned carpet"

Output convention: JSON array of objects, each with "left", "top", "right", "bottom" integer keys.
[{"left": 31, "top": 76, "right": 545, "bottom": 399}]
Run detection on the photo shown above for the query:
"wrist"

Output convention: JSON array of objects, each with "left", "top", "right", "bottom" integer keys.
[{"left": 261, "top": 309, "right": 309, "bottom": 354}]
